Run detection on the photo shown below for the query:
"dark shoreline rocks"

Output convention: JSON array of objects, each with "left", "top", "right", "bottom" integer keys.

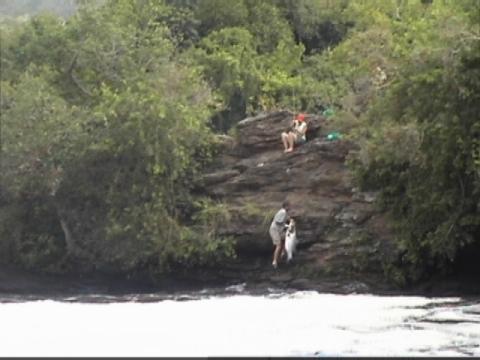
[{"left": 2, "top": 260, "right": 480, "bottom": 303}]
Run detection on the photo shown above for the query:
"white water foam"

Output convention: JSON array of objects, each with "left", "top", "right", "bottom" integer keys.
[{"left": 0, "top": 292, "right": 478, "bottom": 357}]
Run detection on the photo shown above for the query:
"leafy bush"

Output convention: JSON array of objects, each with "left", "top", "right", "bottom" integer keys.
[{"left": 349, "top": 2, "right": 480, "bottom": 282}]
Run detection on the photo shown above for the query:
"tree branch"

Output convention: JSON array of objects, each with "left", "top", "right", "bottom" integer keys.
[{"left": 66, "top": 53, "right": 92, "bottom": 97}]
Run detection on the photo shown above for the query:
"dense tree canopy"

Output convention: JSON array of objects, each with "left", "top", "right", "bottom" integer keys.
[{"left": 1, "top": 0, "right": 479, "bottom": 283}]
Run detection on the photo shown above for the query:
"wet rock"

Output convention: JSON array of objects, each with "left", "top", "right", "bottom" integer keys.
[
  {"left": 200, "top": 169, "right": 241, "bottom": 186},
  {"left": 290, "top": 278, "right": 313, "bottom": 289},
  {"left": 341, "top": 281, "right": 371, "bottom": 294},
  {"left": 270, "top": 273, "right": 294, "bottom": 283},
  {"left": 352, "top": 191, "right": 378, "bottom": 203}
]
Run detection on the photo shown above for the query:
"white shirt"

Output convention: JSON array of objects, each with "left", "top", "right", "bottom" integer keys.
[
  {"left": 271, "top": 208, "right": 288, "bottom": 229},
  {"left": 294, "top": 121, "right": 307, "bottom": 141}
]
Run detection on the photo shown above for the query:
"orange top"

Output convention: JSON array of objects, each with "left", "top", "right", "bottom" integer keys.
[{"left": 296, "top": 113, "right": 305, "bottom": 122}]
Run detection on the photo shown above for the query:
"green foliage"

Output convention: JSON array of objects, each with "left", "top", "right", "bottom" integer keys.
[
  {"left": 276, "top": 0, "right": 350, "bottom": 55},
  {"left": 1, "top": 65, "right": 83, "bottom": 194},
  {"left": 185, "top": 0, "right": 306, "bottom": 130},
  {"left": 190, "top": 24, "right": 304, "bottom": 129},
  {"left": 0, "top": 14, "right": 71, "bottom": 83},
  {"left": 241, "top": 202, "right": 276, "bottom": 228},
  {"left": 193, "top": 27, "right": 259, "bottom": 109},
  {"left": 194, "top": 0, "right": 249, "bottom": 36},
  {"left": 348, "top": 0, "right": 480, "bottom": 283},
  {"left": 0, "top": 0, "right": 233, "bottom": 276}
]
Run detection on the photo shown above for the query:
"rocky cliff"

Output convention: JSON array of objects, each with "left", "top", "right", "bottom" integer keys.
[{"left": 197, "top": 111, "right": 395, "bottom": 291}]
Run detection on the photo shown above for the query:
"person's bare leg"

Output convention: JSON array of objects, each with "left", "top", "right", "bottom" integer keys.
[
  {"left": 280, "top": 240, "right": 286, "bottom": 260},
  {"left": 281, "top": 132, "right": 289, "bottom": 152},
  {"left": 286, "top": 133, "right": 296, "bottom": 152},
  {"left": 273, "top": 244, "right": 282, "bottom": 267}
]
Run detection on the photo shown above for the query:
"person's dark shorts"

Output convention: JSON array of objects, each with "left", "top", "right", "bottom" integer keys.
[{"left": 295, "top": 137, "right": 306, "bottom": 145}]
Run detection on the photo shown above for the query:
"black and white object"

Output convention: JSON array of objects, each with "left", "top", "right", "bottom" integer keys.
[{"left": 284, "top": 219, "right": 297, "bottom": 262}]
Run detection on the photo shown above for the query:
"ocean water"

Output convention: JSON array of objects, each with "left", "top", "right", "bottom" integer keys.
[{"left": 0, "top": 290, "right": 479, "bottom": 356}]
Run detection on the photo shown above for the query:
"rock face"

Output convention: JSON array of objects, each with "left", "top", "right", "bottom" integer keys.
[{"left": 198, "top": 111, "right": 394, "bottom": 283}]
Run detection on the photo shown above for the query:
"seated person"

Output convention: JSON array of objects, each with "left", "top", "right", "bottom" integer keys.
[{"left": 281, "top": 113, "right": 307, "bottom": 153}]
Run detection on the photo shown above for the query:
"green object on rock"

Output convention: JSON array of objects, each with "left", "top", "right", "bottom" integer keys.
[
  {"left": 323, "top": 108, "right": 335, "bottom": 117},
  {"left": 326, "top": 131, "right": 342, "bottom": 141}
]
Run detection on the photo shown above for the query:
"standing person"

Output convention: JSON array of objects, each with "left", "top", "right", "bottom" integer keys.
[
  {"left": 269, "top": 200, "right": 291, "bottom": 268},
  {"left": 281, "top": 113, "right": 308, "bottom": 153}
]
